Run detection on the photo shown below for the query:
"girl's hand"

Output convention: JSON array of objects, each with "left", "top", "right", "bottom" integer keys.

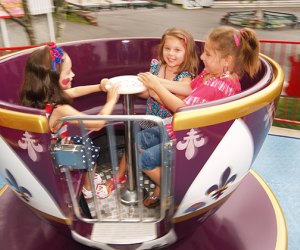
[
  {"left": 149, "top": 89, "right": 160, "bottom": 101},
  {"left": 149, "top": 89, "right": 162, "bottom": 103},
  {"left": 100, "top": 78, "right": 112, "bottom": 92},
  {"left": 138, "top": 72, "right": 160, "bottom": 90},
  {"left": 106, "top": 84, "right": 120, "bottom": 104},
  {"left": 148, "top": 89, "right": 156, "bottom": 98}
]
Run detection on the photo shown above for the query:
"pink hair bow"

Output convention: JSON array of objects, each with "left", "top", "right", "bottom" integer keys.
[{"left": 233, "top": 34, "right": 240, "bottom": 47}]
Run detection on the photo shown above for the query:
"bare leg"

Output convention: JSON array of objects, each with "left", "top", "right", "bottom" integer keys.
[
  {"left": 83, "top": 167, "right": 97, "bottom": 190},
  {"left": 118, "top": 154, "right": 127, "bottom": 178},
  {"left": 143, "top": 167, "right": 161, "bottom": 207},
  {"left": 144, "top": 167, "right": 161, "bottom": 197},
  {"left": 82, "top": 167, "right": 113, "bottom": 199}
]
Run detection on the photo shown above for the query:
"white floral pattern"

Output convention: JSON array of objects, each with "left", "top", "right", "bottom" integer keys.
[
  {"left": 176, "top": 129, "right": 208, "bottom": 160},
  {"left": 18, "top": 132, "right": 43, "bottom": 162}
]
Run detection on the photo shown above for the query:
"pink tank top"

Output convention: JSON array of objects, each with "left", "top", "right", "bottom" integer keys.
[{"left": 165, "top": 70, "right": 242, "bottom": 139}]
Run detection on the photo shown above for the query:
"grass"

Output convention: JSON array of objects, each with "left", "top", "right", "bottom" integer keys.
[
  {"left": 66, "top": 12, "right": 90, "bottom": 25},
  {"left": 273, "top": 96, "right": 300, "bottom": 130}
]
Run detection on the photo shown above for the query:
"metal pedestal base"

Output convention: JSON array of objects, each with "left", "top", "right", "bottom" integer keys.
[{"left": 120, "top": 188, "right": 138, "bottom": 205}]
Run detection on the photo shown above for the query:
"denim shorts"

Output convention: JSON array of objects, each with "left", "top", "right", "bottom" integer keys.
[{"left": 137, "top": 126, "right": 169, "bottom": 171}]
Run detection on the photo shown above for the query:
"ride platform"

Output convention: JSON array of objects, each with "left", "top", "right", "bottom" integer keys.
[{"left": 0, "top": 169, "right": 287, "bottom": 250}]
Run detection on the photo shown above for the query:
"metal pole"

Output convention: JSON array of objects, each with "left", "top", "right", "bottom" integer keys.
[
  {"left": 0, "top": 19, "right": 10, "bottom": 47},
  {"left": 47, "top": 13, "right": 56, "bottom": 42},
  {"left": 120, "top": 94, "right": 138, "bottom": 205}
]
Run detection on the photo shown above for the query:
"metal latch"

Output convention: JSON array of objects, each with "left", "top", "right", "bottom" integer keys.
[{"left": 51, "top": 144, "right": 88, "bottom": 170}]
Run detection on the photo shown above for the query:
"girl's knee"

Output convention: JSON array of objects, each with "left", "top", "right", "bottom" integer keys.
[{"left": 140, "top": 151, "right": 153, "bottom": 171}]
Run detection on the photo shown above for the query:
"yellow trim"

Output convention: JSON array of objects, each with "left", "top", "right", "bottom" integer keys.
[
  {"left": 250, "top": 169, "right": 288, "bottom": 250},
  {"left": 172, "top": 194, "right": 231, "bottom": 223},
  {"left": 0, "top": 108, "right": 49, "bottom": 133},
  {"left": 173, "top": 170, "right": 287, "bottom": 249},
  {"left": 0, "top": 55, "right": 283, "bottom": 134},
  {"left": 23, "top": 202, "right": 72, "bottom": 225},
  {"left": 173, "top": 55, "right": 284, "bottom": 131},
  {"left": 0, "top": 184, "right": 8, "bottom": 196}
]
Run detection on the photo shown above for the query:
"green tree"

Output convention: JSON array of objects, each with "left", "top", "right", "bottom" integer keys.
[{"left": 53, "top": 0, "right": 68, "bottom": 42}]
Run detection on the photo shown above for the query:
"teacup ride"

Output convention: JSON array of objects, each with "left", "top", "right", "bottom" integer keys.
[{"left": 0, "top": 38, "right": 286, "bottom": 250}]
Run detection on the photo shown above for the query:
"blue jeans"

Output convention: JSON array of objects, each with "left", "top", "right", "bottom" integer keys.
[{"left": 137, "top": 126, "right": 169, "bottom": 171}]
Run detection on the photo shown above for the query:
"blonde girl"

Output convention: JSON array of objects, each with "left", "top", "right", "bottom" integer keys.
[{"left": 137, "top": 26, "right": 261, "bottom": 207}]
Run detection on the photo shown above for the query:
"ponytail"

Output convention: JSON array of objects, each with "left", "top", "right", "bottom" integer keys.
[
  {"left": 237, "top": 28, "right": 260, "bottom": 78},
  {"left": 208, "top": 26, "right": 261, "bottom": 78}
]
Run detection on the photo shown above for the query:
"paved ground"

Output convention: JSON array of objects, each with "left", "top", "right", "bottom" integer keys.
[{"left": 1, "top": 4, "right": 300, "bottom": 47}]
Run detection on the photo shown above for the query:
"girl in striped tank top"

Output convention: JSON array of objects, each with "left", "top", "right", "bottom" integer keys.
[{"left": 20, "top": 43, "right": 120, "bottom": 201}]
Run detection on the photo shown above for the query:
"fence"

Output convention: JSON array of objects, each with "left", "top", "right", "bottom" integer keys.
[
  {"left": 260, "top": 40, "right": 300, "bottom": 129},
  {"left": 0, "top": 45, "right": 39, "bottom": 56}
]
